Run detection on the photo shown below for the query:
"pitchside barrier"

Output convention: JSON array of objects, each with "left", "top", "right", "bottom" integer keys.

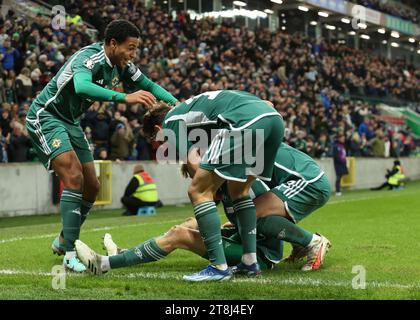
[
  {"left": 94, "top": 160, "right": 113, "bottom": 205},
  {"left": 1, "top": 158, "right": 420, "bottom": 217}
]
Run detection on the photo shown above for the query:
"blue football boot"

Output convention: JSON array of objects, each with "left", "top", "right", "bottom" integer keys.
[{"left": 183, "top": 265, "right": 233, "bottom": 282}]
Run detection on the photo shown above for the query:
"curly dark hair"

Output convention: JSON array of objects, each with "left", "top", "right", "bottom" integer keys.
[
  {"left": 142, "top": 102, "right": 172, "bottom": 140},
  {"left": 104, "top": 19, "right": 140, "bottom": 44}
]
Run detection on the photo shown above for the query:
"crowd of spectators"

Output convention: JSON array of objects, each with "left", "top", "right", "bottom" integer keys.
[
  {"left": 0, "top": 0, "right": 418, "bottom": 164},
  {"left": 352, "top": 0, "right": 419, "bottom": 24}
]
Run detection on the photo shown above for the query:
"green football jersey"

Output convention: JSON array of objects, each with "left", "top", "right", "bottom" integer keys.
[
  {"left": 270, "top": 142, "right": 324, "bottom": 186},
  {"left": 163, "top": 90, "right": 280, "bottom": 159},
  {"left": 220, "top": 143, "right": 325, "bottom": 265},
  {"left": 29, "top": 42, "right": 174, "bottom": 124}
]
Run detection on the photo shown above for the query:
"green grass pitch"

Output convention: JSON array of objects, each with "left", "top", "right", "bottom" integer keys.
[{"left": 1, "top": 181, "right": 420, "bottom": 300}]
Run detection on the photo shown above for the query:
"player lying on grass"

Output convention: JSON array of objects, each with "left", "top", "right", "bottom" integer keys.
[
  {"left": 135, "top": 90, "right": 283, "bottom": 281},
  {"left": 26, "top": 19, "right": 178, "bottom": 273},
  {"left": 76, "top": 142, "right": 332, "bottom": 275}
]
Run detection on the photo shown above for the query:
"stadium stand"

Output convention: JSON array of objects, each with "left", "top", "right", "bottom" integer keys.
[
  {"left": 0, "top": 0, "right": 418, "bottom": 163},
  {"left": 351, "top": 0, "right": 419, "bottom": 24}
]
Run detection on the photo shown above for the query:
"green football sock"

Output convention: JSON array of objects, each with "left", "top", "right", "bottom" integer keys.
[
  {"left": 233, "top": 197, "right": 257, "bottom": 255},
  {"left": 194, "top": 201, "right": 226, "bottom": 266},
  {"left": 58, "top": 199, "right": 93, "bottom": 241},
  {"left": 257, "top": 216, "right": 313, "bottom": 247},
  {"left": 80, "top": 199, "right": 94, "bottom": 226},
  {"left": 109, "top": 238, "right": 168, "bottom": 269},
  {"left": 60, "top": 188, "right": 83, "bottom": 251}
]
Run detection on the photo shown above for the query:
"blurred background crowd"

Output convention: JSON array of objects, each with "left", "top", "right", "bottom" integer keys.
[{"left": 0, "top": 0, "right": 418, "bottom": 163}]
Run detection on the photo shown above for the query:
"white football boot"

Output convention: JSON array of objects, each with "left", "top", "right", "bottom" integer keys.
[{"left": 75, "top": 240, "right": 105, "bottom": 275}]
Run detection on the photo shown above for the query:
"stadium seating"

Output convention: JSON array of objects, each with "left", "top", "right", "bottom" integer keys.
[{"left": 0, "top": 0, "right": 418, "bottom": 164}]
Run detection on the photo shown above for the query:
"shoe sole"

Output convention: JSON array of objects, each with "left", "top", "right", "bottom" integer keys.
[
  {"left": 282, "top": 247, "right": 310, "bottom": 264},
  {"left": 183, "top": 275, "right": 232, "bottom": 282},
  {"left": 232, "top": 268, "right": 261, "bottom": 278},
  {"left": 52, "top": 244, "right": 65, "bottom": 256},
  {"left": 102, "top": 234, "right": 119, "bottom": 256},
  {"left": 233, "top": 271, "right": 261, "bottom": 278}
]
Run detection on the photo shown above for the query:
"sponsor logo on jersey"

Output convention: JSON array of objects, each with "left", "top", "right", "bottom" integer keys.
[
  {"left": 95, "top": 79, "right": 104, "bottom": 85},
  {"left": 83, "top": 58, "right": 95, "bottom": 70},
  {"left": 52, "top": 139, "right": 62, "bottom": 148}
]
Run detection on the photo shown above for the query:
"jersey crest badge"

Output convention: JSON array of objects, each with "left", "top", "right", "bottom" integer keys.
[
  {"left": 83, "top": 58, "right": 95, "bottom": 70},
  {"left": 112, "top": 76, "right": 120, "bottom": 87},
  {"left": 52, "top": 139, "right": 62, "bottom": 148}
]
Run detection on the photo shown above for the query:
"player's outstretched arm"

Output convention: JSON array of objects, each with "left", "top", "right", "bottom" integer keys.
[
  {"left": 135, "top": 74, "right": 178, "bottom": 105},
  {"left": 73, "top": 71, "right": 127, "bottom": 103},
  {"left": 73, "top": 72, "right": 156, "bottom": 106},
  {"left": 122, "top": 62, "right": 178, "bottom": 105}
]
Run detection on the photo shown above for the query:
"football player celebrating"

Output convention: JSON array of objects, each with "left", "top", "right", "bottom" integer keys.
[
  {"left": 76, "top": 142, "right": 332, "bottom": 276},
  {"left": 26, "top": 19, "right": 178, "bottom": 272},
  {"left": 141, "top": 90, "right": 284, "bottom": 281}
]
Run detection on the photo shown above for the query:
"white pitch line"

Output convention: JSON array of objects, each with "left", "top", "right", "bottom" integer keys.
[{"left": 1, "top": 269, "right": 420, "bottom": 290}]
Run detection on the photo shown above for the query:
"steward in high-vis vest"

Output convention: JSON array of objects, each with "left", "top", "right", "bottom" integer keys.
[
  {"left": 371, "top": 160, "right": 407, "bottom": 191},
  {"left": 121, "top": 164, "right": 160, "bottom": 215}
]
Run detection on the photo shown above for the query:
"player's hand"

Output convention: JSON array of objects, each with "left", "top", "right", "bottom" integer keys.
[
  {"left": 221, "top": 222, "right": 235, "bottom": 229},
  {"left": 124, "top": 90, "right": 156, "bottom": 107}
]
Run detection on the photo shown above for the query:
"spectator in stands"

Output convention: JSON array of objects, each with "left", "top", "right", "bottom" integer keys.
[
  {"left": 0, "top": 107, "right": 11, "bottom": 137},
  {"left": 110, "top": 122, "right": 134, "bottom": 161},
  {"left": 314, "top": 133, "right": 331, "bottom": 158},
  {"left": 348, "top": 132, "right": 362, "bottom": 157},
  {"left": 0, "top": 37, "right": 20, "bottom": 74},
  {"left": 0, "top": 3, "right": 417, "bottom": 163},
  {"left": 0, "top": 125, "right": 8, "bottom": 163},
  {"left": 402, "top": 134, "right": 416, "bottom": 157},
  {"left": 358, "top": 117, "right": 375, "bottom": 141},
  {"left": 6, "top": 121, "right": 31, "bottom": 162},
  {"left": 391, "top": 132, "right": 404, "bottom": 158},
  {"left": 4, "top": 79, "right": 17, "bottom": 104},
  {"left": 370, "top": 129, "right": 386, "bottom": 157},
  {"left": 15, "top": 67, "right": 32, "bottom": 104},
  {"left": 91, "top": 110, "right": 111, "bottom": 154},
  {"left": 96, "top": 147, "right": 109, "bottom": 161},
  {"left": 120, "top": 164, "right": 159, "bottom": 216}
]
